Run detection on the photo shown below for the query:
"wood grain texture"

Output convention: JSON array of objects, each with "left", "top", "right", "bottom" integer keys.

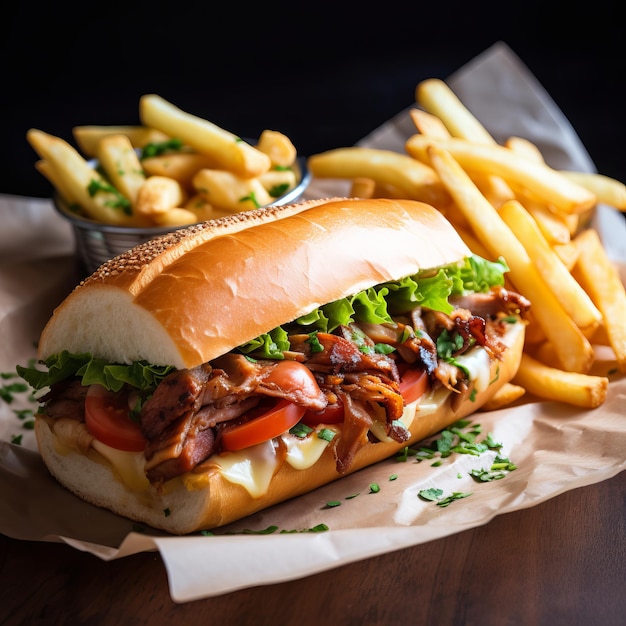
[{"left": 1, "top": 470, "right": 624, "bottom": 626}]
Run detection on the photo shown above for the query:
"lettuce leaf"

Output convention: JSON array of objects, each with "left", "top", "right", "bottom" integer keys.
[
  {"left": 244, "top": 254, "right": 508, "bottom": 357},
  {"left": 17, "top": 351, "right": 173, "bottom": 393}
]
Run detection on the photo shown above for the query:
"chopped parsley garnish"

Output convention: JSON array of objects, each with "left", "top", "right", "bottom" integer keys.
[
  {"left": 1, "top": 365, "right": 41, "bottom": 444},
  {"left": 418, "top": 487, "right": 443, "bottom": 501},
  {"left": 317, "top": 428, "right": 336, "bottom": 442},
  {"left": 0, "top": 381, "right": 28, "bottom": 403},
  {"left": 470, "top": 456, "right": 518, "bottom": 482},
  {"left": 289, "top": 422, "right": 313, "bottom": 438},
  {"left": 268, "top": 183, "right": 290, "bottom": 198},
  {"left": 419, "top": 488, "right": 473, "bottom": 506},
  {"left": 239, "top": 191, "right": 261, "bottom": 208},
  {"left": 139, "top": 138, "right": 184, "bottom": 159},
  {"left": 436, "top": 492, "right": 473, "bottom": 507},
  {"left": 87, "top": 179, "right": 132, "bottom": 215}
]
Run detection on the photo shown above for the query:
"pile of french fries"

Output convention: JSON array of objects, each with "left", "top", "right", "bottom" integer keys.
[
  {"left": 27, "top": 94, "right": 301, "bottom": 228},
  {"left": 308, "top": 78, "right": 626, "bottom": 410}
]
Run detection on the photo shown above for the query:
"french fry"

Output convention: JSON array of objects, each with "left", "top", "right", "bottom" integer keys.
[
  {"left": 139, "top": 94, "right": 271, "bottom": 178},
  {"left": 141, "top": 152, "right": 222, "bottom": 188},
  {"left": 498, "top": 199, "right": 601, "bottom": 331},
  {"left": 552, "top": 241, "right": 580, "bottom": 271},
  {"left": 514, "top": 189, "right": 583, "bottom": 238},
  {"left": 453, "top": 224, "right": 494, "bottom": 261},
  {"left": 467, "top": 170, "right": 514, "bottom": 209},
  {"left": 513, "top": 354, "right": 608, "bottom": 408},
  {"left": 256, "top": 129, "right": 297, "bottom": 167},
  {"left": 406, "top": 135, "right": 597, "bottom": 214},
  {"left": 521, "top": 309, "right": 547, "bottom": 346},
  {"left": 505, "top": 141, "right": 587, "bottom": 237},
  {"left": 26, "top": 129, "right": 143, "bottom": 226},
  {"left": 96, "top": 134, "right": 146, "bottom": 205},
  {"left": 372, "top": 182, "right": 416, "bottom": 199},
  {"left": 416, "top": 78, "right": 495, "bottom": 144},
  {"left": 521, "top": 199, "right": 572, "bottom": 245},
  {"left": 559, "top": 171, "right": 626, "bottom": 210},
  {"left": 349, "top": 177, "right": 376, "bottom": 198},
  {"left": 258, "top": 168, "right": 297, "bottom": 198},
  {"left": 34, "top": 160, "right": 81, "bottom": 207},
  {"left": 505, "top": 141, "right": 591, "bottom": 237},
  {"left": 307, "top": 147, "right": 449, "bottom": 205},
  {"left": 152, "top": 207, "right": 199, "bottom": 227},
  {"left": 73, "top": 125, "right": 170, "bottom": 157},
  {"left": 184, "top": 194, "right": 233, "bottom": 222},
  {"left": 416, "top": 79, "right": 516, "bottom": 206},
  {"left": 480, "top": 382, "right": 526, "bottom": 411},
  {"left": 409, "top": 108, "right": 451, "bottom": 139},
  {"left": 587, "top": 322, "right": 611, "bottom": 348},
  {"left": 135, "top": 176, "right": 186, "bottom": 216},
  {"left": 504, "top": 136, "right": 545, "bottom": 162},
  {"left": 572, "top": 228, "right": 626, "bottom": 372},
  {"left": 426, "top": 144, "right": 594, "bottom": 373},
  {"left": 192, "top": 169, "right": 272, "bottom": 212},
  {"left": 530, "top": 340, "right": 573, "bottom": 369}
]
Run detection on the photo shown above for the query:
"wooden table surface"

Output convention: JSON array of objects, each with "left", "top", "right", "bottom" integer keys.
[{"left": 1, "top": 469, "right": 623, "bottom": 626}]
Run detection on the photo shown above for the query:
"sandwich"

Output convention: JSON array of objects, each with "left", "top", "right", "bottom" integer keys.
[{"left": 18, "top": 197, "right": 529, "bottom": 534}]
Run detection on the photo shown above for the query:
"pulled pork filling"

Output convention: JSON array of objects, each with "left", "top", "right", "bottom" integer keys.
[{"left": 40, "top": 285, "right": 530, "bottom": 487}]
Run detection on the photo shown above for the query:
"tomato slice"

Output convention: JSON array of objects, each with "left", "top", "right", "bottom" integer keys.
[
  {"left": 302, "top": 399, "right": 344, "bottom": 426},
  {"left": 84, "top": 384, "right": 147, "bottom": 452},
  {"left": 262, "top": 360, "right": 322, "bottom": 400},
  {"left": 221, "top": 399, "right": 306, "bottom": 451},
  {"left": 399, "top": 368, "right": 429, "bottom": 404}
]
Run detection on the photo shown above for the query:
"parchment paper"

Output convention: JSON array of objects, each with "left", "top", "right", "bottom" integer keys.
[{"left": 1, "top": 42, "right": 624, "bottom": 603}]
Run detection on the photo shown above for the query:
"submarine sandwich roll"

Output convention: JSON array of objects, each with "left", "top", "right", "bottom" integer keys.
[{"left": 20, "top": 198, "right": 529, "bottom": 534}]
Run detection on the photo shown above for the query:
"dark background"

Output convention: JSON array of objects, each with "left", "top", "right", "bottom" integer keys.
[{"left": 2, "top": 1, "right": 624, "bottom": 199}]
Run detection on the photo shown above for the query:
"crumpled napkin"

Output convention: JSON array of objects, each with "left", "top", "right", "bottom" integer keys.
[{"left": 0, "top": 41, "right": 624, "bottom": 603}]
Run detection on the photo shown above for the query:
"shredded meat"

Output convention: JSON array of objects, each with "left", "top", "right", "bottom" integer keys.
[
  {"left": 290, "top": 330, "right": 397, "bottom": 380},
  {"left": 449, "top": 286, "right": 531, "bottom": 319},
  {"left": 41, "top": 379, "right": 87, "bottom": 421},
  {"left": 140, "top": 364, "right": 212, "bottom": 439},
  {"left": 42, "top": 283, "right": 530, "bottom": 486}
]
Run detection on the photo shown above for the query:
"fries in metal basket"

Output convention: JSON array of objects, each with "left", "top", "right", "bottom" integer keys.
[{"left": 27, "top": 95, "right": 302, "bottom": 228}]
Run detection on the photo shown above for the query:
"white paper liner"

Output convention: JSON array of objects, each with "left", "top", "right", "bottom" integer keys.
[{"left": 1, "top": 41, "right": 624, "bottom": 603}]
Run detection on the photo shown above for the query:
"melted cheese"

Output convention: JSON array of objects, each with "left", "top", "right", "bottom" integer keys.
[
  {"left": 415, "top": 386, "right": 450, "bottom": 416},
  {"left": 213, "top": 439, "right": 278, "bottom": 498},
  {"left": 455, "top": 346, "right": 491, "bottom": 392},
  {"left": 369, "top": 400, "right": 417, "bottom": 443},
  {"left": 91, "top": 440, "right": 151, "bottom": 492},
  {"left": 282, "top": 428, "right": 335, "bottom": 470}
]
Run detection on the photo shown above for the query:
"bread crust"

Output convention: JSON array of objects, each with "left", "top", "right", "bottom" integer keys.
[{"left": 38, "top": 198, "right": 470, "bottom": 369}]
